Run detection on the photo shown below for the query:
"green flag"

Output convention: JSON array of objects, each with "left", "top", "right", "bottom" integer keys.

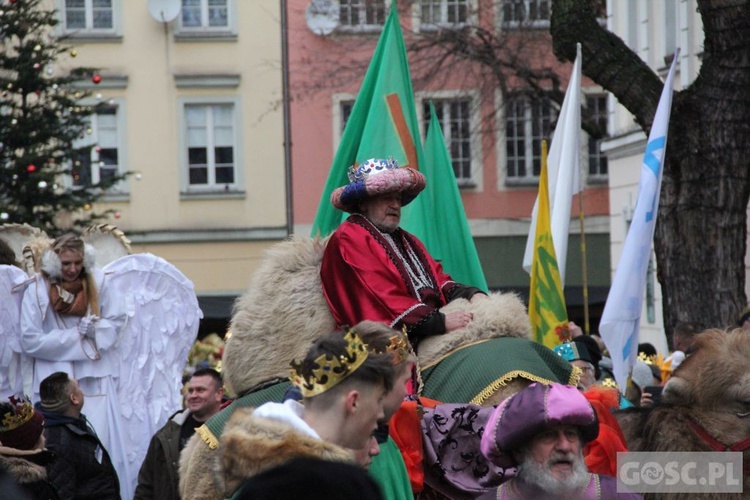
[
  {"left": 310, "top": 4, "right": 436, "bottom": 251},
  {"left": 423, "top": 102, "right": 487, "bottom": 289}
]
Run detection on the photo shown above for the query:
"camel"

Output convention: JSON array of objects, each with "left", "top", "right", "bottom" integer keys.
[
  {"left": 178, "top": 236, "right": 576, "bottom": 499},
  {"left": 616, "top": 328, "right": 750, "bottom": 500}
]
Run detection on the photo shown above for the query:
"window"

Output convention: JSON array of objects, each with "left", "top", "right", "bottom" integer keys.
[
  {"left": 339, "top": 0, "right": 387, "bottom": 32},
  {"left": 502, "top": 0, "right": 550, "bottom": 26},
  {"left": 420, "top": 0, "right": 469, "bottom": 28},
  {"left": 341, "top": 100, "right": 354, "bottom": 133},
  {"left": 184, "top": 103, "right": 236, "bottom": 190},
  {"left": 73, "top": 104, "right": 125, "bottom": 191},
  {"left": 179, "top": 0, "right": 231, "bottom": 32},
  {"left": 663, "top": 0, "right": 677, "bottom": 59},
  {"left": 505, "top": 95, "right": 557, "bottom": 182},
  {"left": 61, "top": 0, "right": 117, "bottom": 34},
  {"left": 586, "top": 94, "right": 609, "bottom": 178},
  {"left": 423, "top": 98, "right": 474, "bottom": 185}
]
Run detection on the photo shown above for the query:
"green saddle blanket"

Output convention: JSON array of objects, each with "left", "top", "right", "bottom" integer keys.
[{"left": 420, "top": 337, "right": 577, "bottom": 404}]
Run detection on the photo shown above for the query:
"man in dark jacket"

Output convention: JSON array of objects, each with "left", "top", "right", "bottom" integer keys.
[
  {"left": 37, "top": 372, "right": 120, "bottom": 500},
  {"left": 134, "top": 367, "right": 224, "bottom": 500}
]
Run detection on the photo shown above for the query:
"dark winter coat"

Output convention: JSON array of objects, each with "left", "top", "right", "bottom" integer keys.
[
  {"left": 0, "top": 446, "right": 59, "bottom": 500},
  {"left": 134, "top": 409, "right": 191, "bottom": 500},
  {"left": 38, "top": 409, "right": 120, "bottom": 500}
]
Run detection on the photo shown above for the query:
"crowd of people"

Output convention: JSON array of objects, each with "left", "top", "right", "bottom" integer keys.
[{"left": 0, "top": 157, "right": 742, "bottom": 499}]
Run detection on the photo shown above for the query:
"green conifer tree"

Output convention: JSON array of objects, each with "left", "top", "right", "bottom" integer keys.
[{"left": 0, "top": 0, "right": 127, "bottom": 235}]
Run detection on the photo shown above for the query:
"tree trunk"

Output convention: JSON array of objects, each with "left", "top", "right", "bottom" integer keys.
[{"left": 551, "top": 0, "right": 750, "bottom": 344}]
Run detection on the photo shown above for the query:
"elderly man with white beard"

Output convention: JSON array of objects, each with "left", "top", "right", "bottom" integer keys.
[{"left": 479, "top": 383, "right": 642, "bottom": 499}]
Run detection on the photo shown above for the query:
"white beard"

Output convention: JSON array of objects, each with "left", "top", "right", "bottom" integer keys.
[{"left": 516, "top": 448, "right": 590, "bottom": 495}]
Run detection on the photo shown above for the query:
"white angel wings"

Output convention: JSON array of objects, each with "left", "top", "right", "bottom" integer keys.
[{"left": 0, "top": 224, "right": 202, "bottom": 499}]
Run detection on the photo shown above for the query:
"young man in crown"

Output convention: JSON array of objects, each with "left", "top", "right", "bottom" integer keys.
[
  {"left": 183, "top": 328, "right": 395, "bottom": 499},
  {"left": 321, "top": 158, "right": 487, "bottom": 349}
]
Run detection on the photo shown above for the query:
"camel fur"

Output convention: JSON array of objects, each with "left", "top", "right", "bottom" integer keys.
[
  {"left": 617, "top": 329, "right": 750, "bottom": 500},
  {"left": 221, "top": 235, "right": 336, "bottom": 396},
  {"left": 416, "top": 293, "right": 531, "bottom": 367}
]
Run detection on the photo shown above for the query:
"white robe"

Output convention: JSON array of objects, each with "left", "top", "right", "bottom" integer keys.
[{"left": 20, "top": 269, "right": 133, "bottom": 500}]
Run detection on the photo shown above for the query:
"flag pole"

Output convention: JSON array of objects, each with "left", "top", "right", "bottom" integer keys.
[{"left": 578, "top": 191, "right": 590, "bottom": 334}]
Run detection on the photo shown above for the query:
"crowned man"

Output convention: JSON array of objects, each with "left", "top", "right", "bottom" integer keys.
[
  {"left": 180, "top": 328, "right": 395, "bottom": 500},
  {"left": 321, "top": 158, "right": 487, "bottom": 349}
]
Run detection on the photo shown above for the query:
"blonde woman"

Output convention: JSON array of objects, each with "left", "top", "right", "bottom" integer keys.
[{"left": 20, "top": 233, "right": 127, "bottom": 494}]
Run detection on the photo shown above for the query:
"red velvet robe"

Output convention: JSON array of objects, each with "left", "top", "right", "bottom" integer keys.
[{"left": 321, "top": 214, "right": 459, "bottom": 338}]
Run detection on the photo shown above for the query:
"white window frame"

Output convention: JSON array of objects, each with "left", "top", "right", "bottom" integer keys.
[
  {"left": 178, "top": 97, "right": 243, "bottom": 195},
  {"left": 72, "top": 98, "right": 128, "bottom": 195},
  {"left": 337, "top": 0, "right": 390, "bottom": 34},
  {"left": 415, "top": 0, "right": 473, "bottom": 32},
  {"left": 176, "top": 0, "right": 236, "bottom": 36},
  {"left": 59, "top": 0, "right": 121, "bottom": 37},
  {"left": 500, "top": 0, "right": 551, "bottom": 29},
  {"left": 419, "top": 92, "right": 480, "bottom": 188},
  {"left": 662, "top": 0, "right": 678, "bottom": 61},
  {"left": 333, "top": 93, "right": 356, "bottom": 153},
  {"left": 504, "top": 93, "right": 558, "bottom": 184}
]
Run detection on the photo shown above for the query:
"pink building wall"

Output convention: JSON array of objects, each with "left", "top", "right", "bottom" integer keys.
[{"left": 285, "top": 2, "right": 609, "bottom": 231}]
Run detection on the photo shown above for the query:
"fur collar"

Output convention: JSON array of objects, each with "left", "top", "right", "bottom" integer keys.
[
  {"left": 216, "top": 407, "right": 353, "bottom": 497},
  {"left": 0, "top": 447, "right": 51, "bottom": 484}
]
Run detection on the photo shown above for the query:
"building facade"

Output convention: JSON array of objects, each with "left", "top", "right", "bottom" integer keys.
[{"left": 51, "top": 0, "right": 289, "bottom": 330}]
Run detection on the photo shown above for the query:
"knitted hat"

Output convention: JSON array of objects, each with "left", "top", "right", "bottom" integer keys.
[
  {"left": 0, "top": 396, "right": 45, "bottom": 451},
  {"left": 330, "top": 158, "right": 426, "bottom": 212},
  {"left": 630, "top": 360, "right": 653, "bottom": 392},
  {"left": 480, "top": 383, "right": 599, "bottom": 467}
]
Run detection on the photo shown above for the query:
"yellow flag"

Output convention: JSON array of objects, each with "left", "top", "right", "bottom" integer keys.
[{"left": 529, "top": 141, "right": 569, "bottom": 348}]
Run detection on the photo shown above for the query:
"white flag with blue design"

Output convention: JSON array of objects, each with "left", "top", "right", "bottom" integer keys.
[{"left": 599, "top": 50, "right": 680, "bottom": 393}]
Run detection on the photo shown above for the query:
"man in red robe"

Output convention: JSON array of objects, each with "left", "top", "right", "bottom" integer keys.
[{"left": 321, "top": 158, "right": 486, "bottom": 347}]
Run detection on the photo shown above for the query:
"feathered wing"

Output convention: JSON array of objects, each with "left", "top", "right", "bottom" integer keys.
[
  {"left": 0, "top": 223, "right": 51, "bottom": 274},
  {"left": 82, "top": 223, "right": 132, "bottom": 267},
  {"left": 99, "top": 253, "right": 202, "bottom": 495},
  {"left": 0, "top": 265, "right": 34, "bottom": 398}
]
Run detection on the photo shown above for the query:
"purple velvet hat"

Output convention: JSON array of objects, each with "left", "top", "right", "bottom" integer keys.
[
  {"left": 480, "top": 383, "right": 598, "bottom": 466},
  {"left": 330, "top": 158, "right": 426, "bottom": 212}
]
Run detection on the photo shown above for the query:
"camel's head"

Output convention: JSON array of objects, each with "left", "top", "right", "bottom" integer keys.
[{"left": 662, "top": 329, "right": 750, "bottom": 417}]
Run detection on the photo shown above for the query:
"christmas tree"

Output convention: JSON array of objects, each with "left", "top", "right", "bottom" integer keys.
[{"left": 0, "top": 0, "right": 127, "bottom": 235}]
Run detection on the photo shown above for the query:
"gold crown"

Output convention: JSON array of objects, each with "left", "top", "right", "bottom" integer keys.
[
  {"left": 367, "top": 327, "right": 411, "bottom": 364},
  {"left": 599, "top": 378, "right": 619, "bottom": 390},
  {"left": 385, "top": 333, "right": 411, "bottom": 363},
  {"left": 637, "top": 352, "right": 656, "bottom": 365},
  {"left": 290, "top": 330, "right": 369, "bottom": 398},
  {"left": 1, "top": 396, "right": 34, "bottom": 432}
]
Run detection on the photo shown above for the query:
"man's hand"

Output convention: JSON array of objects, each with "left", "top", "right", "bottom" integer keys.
[
  {"left": 445, "top": 311, "right": 473, "bottom": 332},
  {"left": 470, "top": 293, "right": 488, "bottom": 304},
  {"left": 640, "top": 391, "right": 654, "bottom": 408},
  {"left": 568, "top": 321, "right": 583, "bottom": 339}
]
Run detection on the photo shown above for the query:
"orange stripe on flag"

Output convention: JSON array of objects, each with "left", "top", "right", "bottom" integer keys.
[{"left": 386, "top": 93, "right": 418, "bottom": 170}]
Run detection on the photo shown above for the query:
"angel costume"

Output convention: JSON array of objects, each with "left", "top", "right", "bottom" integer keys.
[
  {"left": 11, "top": 235, "right": 202, "bottom": 500},
  {"left": 20, "top": 260, "right": 131, "bottom": 497}
]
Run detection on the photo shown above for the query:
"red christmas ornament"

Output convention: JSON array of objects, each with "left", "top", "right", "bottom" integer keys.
[
  {"left": 26, "top": 164, "right": 36, "bottom": 173},
  {"left": 9, "top": 0, "right": 18, "bottom": 4},
  {"left": 114, "top": 212, "right": 121, "bottom": 219},
  {"left": 92, "top": 74, "right": 102, "bottom": 84}
]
